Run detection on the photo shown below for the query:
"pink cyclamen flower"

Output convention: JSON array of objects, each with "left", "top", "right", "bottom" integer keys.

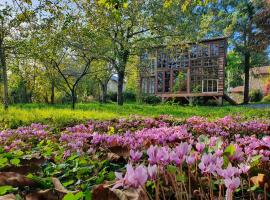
[
  {"left": 186, "top": 154, "right": 196, "bottom": 165},
  {"left": 175, "top": 142, "right": 191, "bottom": 159},
  {"left": 130, "top": 149, "right": 143, "bottom": 162},
  {"left": 114, "top": 164, "right": 148, "bottom": 189},
  {"left": 147, "top": 164, "right": 158, "bottom": 180},
  {"left": 196, "top": 142, "right": 205, "bottom": 153},
  {"left": 238, "top": 163, "right": 250, "bottom": 174},
  {"left": 224, "top": 177, "right": 241, "bottom": 200}
]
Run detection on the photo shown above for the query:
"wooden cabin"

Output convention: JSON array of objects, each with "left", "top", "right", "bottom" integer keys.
[{"left": 139, "top": 37, "right": 227, "bottom": 104}]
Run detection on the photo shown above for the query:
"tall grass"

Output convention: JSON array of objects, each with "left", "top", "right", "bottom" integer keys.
[{"left": 0, "top": 102, "right": 270, "bottom": 129}]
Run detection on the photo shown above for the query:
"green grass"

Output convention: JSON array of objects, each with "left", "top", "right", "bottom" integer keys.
[{"left": 1, "top": 102, "right": 270, "bottom": 130}]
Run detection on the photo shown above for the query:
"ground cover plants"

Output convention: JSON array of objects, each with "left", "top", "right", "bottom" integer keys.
[
  {"left": 0, "top": 115, "right": 269, "bottom": 200},
  {"left": 1, "top": 103, "right": 270, "bottom": 130}
]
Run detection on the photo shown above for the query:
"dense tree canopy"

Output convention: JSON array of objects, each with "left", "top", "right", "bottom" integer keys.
[{"left": 0, "top": 0, "right": 269, "bottom": 108}]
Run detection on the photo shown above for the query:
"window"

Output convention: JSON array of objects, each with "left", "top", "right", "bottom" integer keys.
[
  {"left": 142, "top": 78, "right": 148, "bottom": 94},
  {"left": 210, "top": 43, "right": 219, "bottom": 56},
  {"left": 157, "top": 72, "right": 163, "bottom": 92},
  {"left": 197, "top": 45, "right": 203, "bottom": 58},
  {"left": 157, "top": 51, "right": 167, "bottom": 68},
  {"left": 179, "top": 70, "right": 187, "bottom": 92},
  {"left": 202, "top": 79, "right": 218, "bottom": 93},
  {"left": 203, "top": 44, "right": 209, "bottom": 57},
  {"left": 165, "top": 71, "right": 171, "bottom": 92},
  {"left": 172, "top": 71, "right": 179, "bottom": 93},
  {"left": 190, "top": 45, "right": 197, "bottom": 59},
  {"left": 149, "top": 58, "right": 156, "bottom": 73},
  {"left": 149, "top": 78, "right": 155, "bottom": 94},
  {"left": 180, "top": 52, "right": 189, "bottom": 67}
]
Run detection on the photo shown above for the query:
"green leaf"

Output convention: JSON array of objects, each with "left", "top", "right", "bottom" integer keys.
[
  {"left": 222, "top": 155, "right": 230, "bottom": 168},
  {"left": 84, "top": 191, "right": 92, "bottom": 200},
  {"left": 250, "top": 155, "right": 262, "bottom": 167},
  {"left": 63, "top": 192, "right": 84, "bottom": 200},
  {"left": 0, "top": 185, "right": 16, "bottom": 195},
  {"left": 63, "top": 180, "right": 74, "bottom": 187},
  {"left": 10, "top": 158, "right": 20, "bottom": 166},
  {"left": 166, "top": 165, "right": 178, "bottom": 174},
  {"left": 0, "top": 157, "right": 8, "bottom": 168},
  {"left": 223, "top": 144, "right": 236, "bottom": 156}
]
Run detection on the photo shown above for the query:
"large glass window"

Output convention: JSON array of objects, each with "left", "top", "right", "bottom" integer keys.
[
  {"left": 203, "top": 44, "right": 209, "bottom": 57},
  {"left": 180, "top": 52, "right": 189, "bottom": 68},
  {"left": 210, "top": 43, "right": 219, "bottom": 56},
  {"left": 149, "top": 58, "right": 156, "bottom": 73},
  {"left": 157, "top": 72, "right": 163, "bottom": 92},
  {"left": 165, "top": 71, "right": 171, "bottom": 92},
  {"left": 202, "top": 79, "right": 218, "bottom": 92},
  {"left": 172, "top": 71, "right": 179, "bottom": 93},
  {"left": 149, "top": 78, "right": 155, "bottom": 94},
  {"left": 179, "top": 70, "right": 187, "bottom": 92},
  {"left": 190, "top": 45, "right": 197, "bottom": 59},
  {"left": 141, "top": 78, "right": 148, "bottom": 94}
]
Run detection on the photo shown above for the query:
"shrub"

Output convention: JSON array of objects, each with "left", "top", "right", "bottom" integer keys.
[
  {"left": 123, "top": 91, "right": 136, "bottom": 102},
  {"left": 249, "top": 89, "right": 263, "bottom": 102},
  {"left": 107, "top": 92, "right": 117, "bottom": 102},
  {"left": 262, "top": 94, "right": 270, "bottom": 102},
  {"left": 142, "top": 95, "right": 162, "bottom": 104}
]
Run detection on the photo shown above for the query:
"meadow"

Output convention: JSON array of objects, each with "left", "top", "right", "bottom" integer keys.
[{"left": 1, "top": 102, "right": 270, "bottom": 130}]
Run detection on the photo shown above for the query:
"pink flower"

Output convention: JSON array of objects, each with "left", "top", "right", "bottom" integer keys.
[
  {"left": 147, "top": 164, "right": 158, "bottom": 180},
  {"left": 218, "top": 165, "right": 240, "bottom": 179},
  {"left": 196, "top": 143, "right": 205, "bottom": 153},
  {"left": 130, "top": 149, "right": 143, "bottom": 162},
  {"left": 186, "top": 154, "right": 196, "bottom": 165},
  {"left": 147, "top": 145, "right": 170, "bottom": 165},
  {"left": 238, "top": 163, "right": 250, "bottom": 174},
  {"left": 175, "top": 142, "right": 191, "bottom": 159},
  {"left": 224, "top": 177, "right": 241, "bottom": 200},
  {"left": 114, "top": 164, "right": 148, "bottom": 188}
]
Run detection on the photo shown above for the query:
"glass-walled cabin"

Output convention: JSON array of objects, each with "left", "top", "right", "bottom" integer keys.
[{"left": 140, "top": 37, "right": 227, "bottom": 99}]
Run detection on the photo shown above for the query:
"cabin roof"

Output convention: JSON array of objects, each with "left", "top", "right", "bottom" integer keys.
[{"left": 141, "top": 36, "right": 228, "bottom": 52}]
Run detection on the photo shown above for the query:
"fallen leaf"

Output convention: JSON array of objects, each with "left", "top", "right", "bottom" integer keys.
[
  {"left": 0, "top": 172, "right": 36, "bottom": 187},
  {"left": 250, "top": 173, "right": 266, "bottom": 187},
  {"left": 0, "top": 194, "right": 16, "bottom": 200},
  {"left": 25, "top": 189, "right": 60, "bottom": 200},
  {"left": 52, "top": 177, "right": 77, "bottom": 194}
]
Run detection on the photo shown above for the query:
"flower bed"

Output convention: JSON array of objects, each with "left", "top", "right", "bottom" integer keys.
[{"left": 0, "top": 116, "right": 269, "bottom": 200}]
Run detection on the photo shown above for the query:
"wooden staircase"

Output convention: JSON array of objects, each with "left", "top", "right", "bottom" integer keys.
[{"left": 223, "top": 93, "right": 238, "bottom": 105}]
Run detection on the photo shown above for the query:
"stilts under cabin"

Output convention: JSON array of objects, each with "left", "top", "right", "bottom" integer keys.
[{"left": 139, "top": 37, "right": 232, "bottom": 105}]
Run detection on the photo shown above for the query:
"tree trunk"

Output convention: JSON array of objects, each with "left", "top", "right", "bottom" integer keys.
[
  {"left": 116, "top": 50, "right": 129, "bottom": 106},
  {"left": 100, "top": 82, "right": 108, "bottom": 104},
  {"left": 51, "top": 79, "right": 55, "bottom": 105},
  {"left": 71, "top": 88, "right": 76, "bottom": 110},
  {"left": 117, "top": 70, "right": 125, "bottom": 105},
  {"left": 243, "top": 52, "right": 250, "bottom": 104},
  {"left": 0, "top": 42, "right": 8, "bottom": 110}
]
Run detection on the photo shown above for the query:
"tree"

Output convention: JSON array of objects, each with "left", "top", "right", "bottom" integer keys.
[
  {"left": 90, "top": 60, "right": 114, "bottom": 103},
  {"left": 211, "top": 0, "right": 270, "bottom": 103},
  {"left": 74, "top": 0, "right": 213, "bottom": 105}
]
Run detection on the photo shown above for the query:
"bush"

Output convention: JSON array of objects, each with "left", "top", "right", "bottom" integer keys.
[
  {"left": 142, "top": 95, "right": 162, "bottom": 104},
  {"left": 263, "top": 94, "right": 270, "bottom": 102},
  {"left": 249, "top": 89, "right": 263, "bottom": 102},
  {"left": 107, "top": 92, "right": 117, "bottom": 102},
  {"left": 124, "top": 91, "right": 136, "bottom": 102}
]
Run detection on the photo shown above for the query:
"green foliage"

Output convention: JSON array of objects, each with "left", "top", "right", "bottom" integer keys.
[
  {"left": 0, "top": 185, "right": 16, "bottom": 195},
  {"left": 249, "top": 89, "right": 263, "bottom": 102},
  {"left": 142, "top": 95, "right": 162, "bottom": 105},
  {"left": 63, "top": 192, "right": 84, "bottom": 200},
  {"left": 0, "top": 102, "right": 270, "bottom": 130},
  {"left": 123, "top": 91, "right": 136, "bottom": 102}
]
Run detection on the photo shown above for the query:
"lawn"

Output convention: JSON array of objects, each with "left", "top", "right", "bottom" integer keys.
[{"left": 1, "top": 102, "right": 270, "bottom": 129}]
